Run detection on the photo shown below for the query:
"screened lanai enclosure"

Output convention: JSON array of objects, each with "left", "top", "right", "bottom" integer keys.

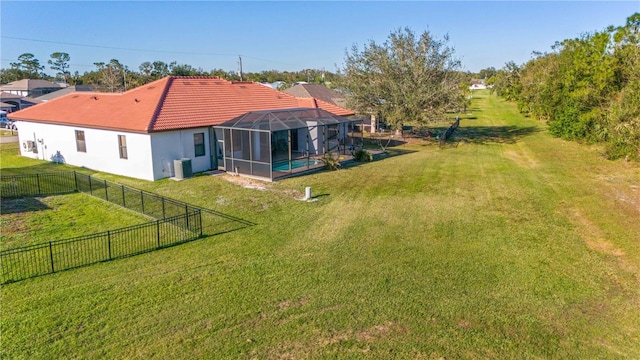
[{"left": 213, "top": 108, "right": 363, "bottom": 181}]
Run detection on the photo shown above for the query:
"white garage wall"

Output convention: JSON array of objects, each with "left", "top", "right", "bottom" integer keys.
[
  {"left": 15, "top": 122, "right": 214, "bottom": 181},
  {"left": 16, "top": 121, "right": 155, "bottom": 181}
]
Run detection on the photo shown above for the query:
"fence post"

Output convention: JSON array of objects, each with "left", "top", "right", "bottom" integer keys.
[
  {"left": 89, "top": 175, "right": 93, "bottom": 195},
  {"left": 36, "top": 173, "right": 42, "bottom": 195},
  {"left": 49, "top": 242, "right": 55, "bottom": 273},
  {"left": 121, "top": 185, "right": 126, "bottom": 208},
  {"left": 107, "top": 231, "right": 112, "bottom": 260},
  {"left": 73, "top": 171, "right": 78, "bottom": 192},
  {"left": 157, "top": 220, "right": 161, "bottom": 248},
  {"left": 198, "top": 210, "right": 203, "bottom": 237},
  {"left": 104, "top": 180, "right": 109, "bottom": 201},
  {"left": 162, "top": 197, "right": 166, "bottom": 219},
  {"left": 141, "top": 190, "right": 145, "bottom": 214}
]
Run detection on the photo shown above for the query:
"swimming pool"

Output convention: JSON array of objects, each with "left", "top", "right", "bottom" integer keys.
[{"left": 272, "top": 158, "right": 323, "bottom": 172}]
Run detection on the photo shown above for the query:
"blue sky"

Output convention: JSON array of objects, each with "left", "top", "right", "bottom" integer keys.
[{"left": 1, "top": 1, "right": 638, "bottom": 76}]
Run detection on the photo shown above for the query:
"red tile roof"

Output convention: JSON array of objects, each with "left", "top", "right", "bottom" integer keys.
[{"left": 9, "top": 76, "right": 355, "bottom": 133}]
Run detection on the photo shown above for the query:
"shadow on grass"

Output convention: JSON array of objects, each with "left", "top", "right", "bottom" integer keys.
[
  {"left": 455, "top": 125, "right": 540, "bottom": 145},
  {"left": 0, "top": 197, "right": 51, "bottom": 214},
  {"left": 416, "top": 125, "right": 540, "bottom": 146},
  {"left": 363, "top": 136, "right": 407, "bottom": 148},
  {"left": 340, "top": 148, "right": 418, "bottom": 170},
  {"left": 199, "top": 208, "right": 256, "bottom": 236}
]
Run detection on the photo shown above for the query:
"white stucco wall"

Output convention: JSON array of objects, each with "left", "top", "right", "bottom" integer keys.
[
  {"left": 149, "top": 128, "right": 212, "bottom": 180},
  {"left": 16, "top": 121, "right": 156, "bottom": 180}
]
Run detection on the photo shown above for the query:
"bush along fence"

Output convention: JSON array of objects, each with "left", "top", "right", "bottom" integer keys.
[
  {"left": 0, "top": 171, "right": 204, "bottom": 284},
  {"left": 439, "top": 116, "right": 460, "bottom": 147}
]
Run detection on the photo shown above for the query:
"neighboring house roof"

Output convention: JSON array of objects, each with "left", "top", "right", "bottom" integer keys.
[
  {"left": 283, "top": 84, "right": 347, "bottom": 108},
  {"left": 35, "top": 85, "right": 95, "bottom": 102},
  {"left": 0, "top": 79, "right": 61, "bottom": 91},
  {"left": 0, "top": 92, "right": 41, "bottom": 105},
  {"left": 0, "top": 92, "right": 24, "bottom": 101},
  {"left": 258, "top": 81, "right": 285, "bottom": 89},
  {"left": 1, "top": 102, "right": 16, "bottom": 110},
  {"left": 9, "top": 76, "right": 355, "bottom": 133}
]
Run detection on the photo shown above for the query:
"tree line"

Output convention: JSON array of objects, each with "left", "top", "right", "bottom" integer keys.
[
  {"left": 0, "top": 53, "right": 342, "bottom": 92},
  {"left": 2, "top": 29, "right": 479, "bottom": 131},
  {"left": 489, "top": 13, "right": 640, "bottom": 161}
]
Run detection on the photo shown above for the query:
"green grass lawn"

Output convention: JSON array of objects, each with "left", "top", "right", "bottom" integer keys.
[
  {"left": 0, "top": 129, "right": 18, "bottom": 137},
  {"left": 1, "top": 91, "right": 639, "bottom": 358},
  {"left": 0, "top": 193, "right": 152, "bottom": 249}
]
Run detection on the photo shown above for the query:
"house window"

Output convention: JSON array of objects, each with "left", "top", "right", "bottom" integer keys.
[
  {"left": 75, "top": 130, "right": 86, "bottom": 152},
  {"left": 118, "top": 135, "right": 128, "bottom": 159},
  {"left": 194, "top": 133, "right": 205, "bottom": 157}
]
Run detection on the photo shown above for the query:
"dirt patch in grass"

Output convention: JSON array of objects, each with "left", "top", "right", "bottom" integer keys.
[
  {"left": 317, "top": 322, "right": 403, "bottom": 351},
  {"left": 567, "top": 208, "right": 626, "bottom": 258},
  {"left": 276, "top": 297, "right": 309, "bottom": 311},
  {"left": 222, "top": 174, "right": 307, "bottom": 199},
  {"left": 222, "top": 174, "right": 270, "bottom": 191},
  {"left": 564, "top": 208, "right": 639, "bottom": 279},
  {"left": 503, "top": 142, "right": 540, "bottom": 169},
  {"left": 595, "top": 173, "right": 640, "bottom": 216},
  {"left": 263, "top": 321, "right": 403, "bottom": 359}
]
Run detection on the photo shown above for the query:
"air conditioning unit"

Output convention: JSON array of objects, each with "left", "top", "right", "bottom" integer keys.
[
  {"left": 23, "top": 140, "right": 37, "bottom": 153},
  {"left": 173, "top": 158, "right": 192, "bottom": 179}
]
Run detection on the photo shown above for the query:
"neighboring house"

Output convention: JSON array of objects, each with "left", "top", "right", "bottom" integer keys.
[
  {"left": 0, "top": 79, "right": 62, "bottom": 97},
  {"left": 258, "top": 81, "right": 285, "bottom": 90},
  {"left": 1, "top": 102, "right": 16, "bottom": 112},
  {"left": 0, "top": 92, "right": 41, "bottom": 112},
  {"left": 10, "top": 76, "right": 356, "bottom": 181},
  {"left": 283, "top": 84, "right": 347, "bottom": 108},
  {"left": 35, "top": 85, "right": 95, "bottom": 102},
  {"left": 469, "top": 79, "right": 488, "bottom": 90}
]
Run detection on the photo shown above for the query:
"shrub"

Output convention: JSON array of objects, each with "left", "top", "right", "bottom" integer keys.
[
  {"left": 354, "top": 149, "right": 373, "bottom": 162},
  {"left": 320, "top": 151, "right": 341, "bottom": 170}
]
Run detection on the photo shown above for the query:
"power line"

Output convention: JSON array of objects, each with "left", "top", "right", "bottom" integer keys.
[
  {"left": 2, "top": 35, "right": 237, "bottom": 56},
  {"left": 1, "top": 35, "right": 300, "bottom": 67},
  {"left": 0, "top": 59, "right": 95, "bottom": 68}
]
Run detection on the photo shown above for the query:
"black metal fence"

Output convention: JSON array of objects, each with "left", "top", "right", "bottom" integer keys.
[
  {"left": 0, "top": 172, "right": 77, "bottom": 198},
  {"left": 0, "top": 171, "right": 205, "bottom": 284},
  {"left": 0, "top": 211, "right": 201, "bottom": 284},
  {"left": 73, "top": 172, "right": 200, "bottom": 219}
]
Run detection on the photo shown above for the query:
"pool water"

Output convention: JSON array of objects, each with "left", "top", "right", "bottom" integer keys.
[{"left": 272, "top": 158, "right": 322, "bottom": 172}]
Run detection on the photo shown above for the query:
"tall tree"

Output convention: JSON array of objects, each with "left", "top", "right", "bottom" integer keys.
[
  {"left": 10, "top": 53, "right": 44, "bottom": 79},
  {"left": 339, "top": 27, "right": 463, "bottom": 129},
  {"left": 94, "top": 59, "right": 125, "bottom": 92},
  {"left": 494, "top": 13, "right": 640, "bottom": 160},
  {"left": 605, "top": 13, "right": 640, "bottom": 159},
  {"left": 48, "top": 52, "right": 71, "bottom": 83},
  {"left": 169, "top": 63, "right": 207, "bottom": 76},
  {"left": 477, "top": 67, "right": 497, "bottom": 80},
  {"left": 489, "top": 61, "right": 521, "bottom": 101}
]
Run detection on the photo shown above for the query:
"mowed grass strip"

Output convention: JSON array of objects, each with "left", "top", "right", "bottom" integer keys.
[
  {"left": 1, "top": 193, "right": 152, "bottom": 249},
  {"left": 1, "top": 91, "right": 639, "bottom": 359}
]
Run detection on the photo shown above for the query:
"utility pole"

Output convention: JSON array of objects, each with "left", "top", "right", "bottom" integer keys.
[
  {"left": 123, "top": 67, "right": 127, "bottom": 91},
  {"left": 238, "top": 55, "right": 243, "bottom": 81}
]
